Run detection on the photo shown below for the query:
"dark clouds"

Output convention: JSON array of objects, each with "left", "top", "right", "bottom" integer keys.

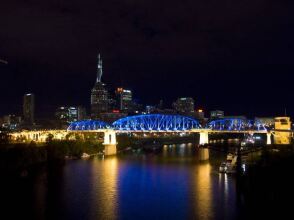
[{"left": 1, "top": 0, "right": 294, "bottom": 117}]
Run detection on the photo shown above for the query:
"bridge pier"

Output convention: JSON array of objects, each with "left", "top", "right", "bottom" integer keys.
[
  {"left": 199, "top": 131, "right": 209, "bottom": 145},
  {"left": 103, "top": 130, "right": 117, "bottom": 156}
]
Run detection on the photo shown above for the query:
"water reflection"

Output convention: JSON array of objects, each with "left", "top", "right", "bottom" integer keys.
[
  {"left": 32, "top": 172, "right": 47, "bottom": 219},
  {"left": 192, "top": 162, "right": 213, "bottom": 219},
  {"left": 1, "top": 143, "right": 242, "bottom": 220},
  {"left": 217, "top": 171, "right": 237, "bottom": 219},
  {"left": 91, "top": 157, "right": 118, "bottom": 220}
]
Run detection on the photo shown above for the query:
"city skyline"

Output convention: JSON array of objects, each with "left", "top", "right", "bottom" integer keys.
[
  {"left": 0, "top": 52, "right": 291, "bottom": 118},
  {"left": 1, "top": 2, "right": 294, "bottom": 219},
  {"left": 0, "top": 56, "right": 291, "bottom": 118},
  {"left": 1, "top": 1, "right": 294, "bottom": 117}
]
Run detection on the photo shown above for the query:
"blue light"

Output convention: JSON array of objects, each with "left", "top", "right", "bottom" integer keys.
[
  {"left": 207, "top": 118, "right": 267, "bottom": 131},
  {"left": 112, "top": 114, "right": 201, "bottom": 131},
  {"left": 67, "top": 120, "right": 111, "bottom": 131}
]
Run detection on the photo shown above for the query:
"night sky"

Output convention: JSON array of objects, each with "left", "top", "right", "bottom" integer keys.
[{"left": 1, "top": 0, "right": 294, "bottom": 118}]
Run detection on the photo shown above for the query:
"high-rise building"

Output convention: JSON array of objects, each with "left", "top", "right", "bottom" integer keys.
[
  {"left": 1, "top": 114, "right": 22, "bottom": 130},
  {"left": 55, "top": 107, "right": 76, "bottom": 124},
  {"left": 173, "top": 97, "right": 195, "bottom": 114},
  {"left": 77, "top": 106, "right": 87, "bottom": 120},
  {"left": 55, "top": 106, "right": 87, "bottom": 128},
  {"left": 23, "top": 93, "right": 35, "bottom": 125},
  {"left": 91, "top": 54, "right": 110, "bottom": 118},
  {"left": 115, "top": 87, "right": 133, "bottom": 112},
  {"left": 56, "top": 106, "right": 87, "bottom": 123}
]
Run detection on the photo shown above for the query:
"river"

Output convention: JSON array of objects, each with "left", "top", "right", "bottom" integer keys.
[{"left": 1, "top": 143, "right": 291, "bottom": 220}]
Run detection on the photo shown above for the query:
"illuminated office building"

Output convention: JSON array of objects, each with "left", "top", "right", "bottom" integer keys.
[
  {"left": 173, "top": 97, "right": 195, "bottom": 114},
  {"left": 115, "top": 88, "right": 133, "bottom": 112},
  {"left": 23, "top": 93, "right": 35, "bottom": 125},
  {"left": 56, "top": 106, "right": 86, "bottom": 123}
]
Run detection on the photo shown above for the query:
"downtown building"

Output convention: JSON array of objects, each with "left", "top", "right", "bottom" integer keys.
[
  {"left": 173, "top": 97, "right": 195, "bottom": 115},
  {"left": 0, "top": 114, "right": 22, "bottom": 131},
  {"left": 115, "top": 87, "right": 133, "bottom": 113},
  {"left": 55, "top": 106, "right": 87, "bottom": 128},
  {"left": 91, "top": 54, "right": 112, "bottom": 119},
  {"left": 23, "top": 93, "right": 35, "bottom": 126}
]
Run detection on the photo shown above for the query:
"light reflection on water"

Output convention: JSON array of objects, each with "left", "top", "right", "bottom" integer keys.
[
  {"left": 1, "top": 143, "right": 241, "bottom": 220},
  {"left": 192, "top": 162, "right": 213, "bottom": 219},
  {"left": 90, "top": 157, "right": 118, "bottom": 220}
]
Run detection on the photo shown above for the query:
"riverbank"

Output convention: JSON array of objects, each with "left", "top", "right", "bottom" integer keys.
[
  {"left": 0, "top": 140, "right": 104, "bottom": 178},
  {"left": 236, "top": 145, "right": 294, "bottom": 219}
]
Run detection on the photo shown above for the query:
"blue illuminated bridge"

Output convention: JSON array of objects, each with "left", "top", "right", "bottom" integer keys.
[
  {"left": 66, "top": 114, "right": 272, "bottom": 153},
  {"left": 206, "top": 118, "right": 268, "bottom": 132},
  {"left": 11, "top": 114, "right": 273, "bottom": 156},
  {"left": 68, "top": 114, "right": 269, "bottom": 133},
  {"left": 68, "top": 114, "right": 202, "bottom": 132}
]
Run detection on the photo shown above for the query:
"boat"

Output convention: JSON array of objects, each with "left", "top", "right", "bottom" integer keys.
[
  {"left": 219, "top": 153, "right": 237, "bottom": 174},
  {"left": 219, "top": 162, "right": 227, "bottom": 173},
  {"left": 81, "top": 153, "right": 90, "bottom": 159}
]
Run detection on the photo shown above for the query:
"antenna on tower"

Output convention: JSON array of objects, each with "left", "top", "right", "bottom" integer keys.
[{"left": 96, "top": 53, "right": 103, "bottom": 83}]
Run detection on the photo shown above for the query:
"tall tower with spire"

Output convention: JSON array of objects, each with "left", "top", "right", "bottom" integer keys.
[
  {"left": 91, "top": 53, "right": 110, "bottom": 118},
  {"left": 96, "top": 53, "right": 103, "bottom": 82}
]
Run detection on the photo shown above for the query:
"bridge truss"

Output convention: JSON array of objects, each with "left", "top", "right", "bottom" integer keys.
[
  {"left": 112, "top": 114, "right": 201, "bottom": 131},
  {"left": 67, "top": 120, "right": 110, "bottom": 131},
  {"left": 207, "top": 118, "right": 268, "bottom": 131}
]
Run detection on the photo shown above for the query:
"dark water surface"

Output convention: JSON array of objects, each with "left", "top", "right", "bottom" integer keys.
[{"left": 0, "top": 144, "right": 252, "bottom": 220}]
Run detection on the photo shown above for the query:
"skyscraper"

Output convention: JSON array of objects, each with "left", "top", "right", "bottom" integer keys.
[
  {"left": 55, "top": 106, "right": 78, "bottom": 124},
  {"left": 172, "top": 97, "right": 195, "bottom": 114},
  {"left": 91, "top": 54, "right": 110, "bottom": 118},
  {"left": 23, "top": 93, "right": 35, "bottom": 125},
  {"left": 55, "top": 106, "right": 87, "bottom": 128},
  {"left": 115, "top": 87, "right": 133, "bottom": 112}
]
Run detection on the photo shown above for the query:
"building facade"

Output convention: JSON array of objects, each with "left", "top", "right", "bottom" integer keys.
[
  {"left": 1, "top": 115, "right": 22, "bottom": 131},
  {"left": 55, "top": 106, "right": 87, "bottom": 128},
  {"left": 274, "top": 117, "right": 292, "bottom": 144},
  {"left": 23, "top": 93, "right": 35, "bottom": 125},
  {"left": 173, "top": 97, "right": 195, "bottom": 114},
  {"left": 115, "top": 87, "right": 133, "bottom": 112}
]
